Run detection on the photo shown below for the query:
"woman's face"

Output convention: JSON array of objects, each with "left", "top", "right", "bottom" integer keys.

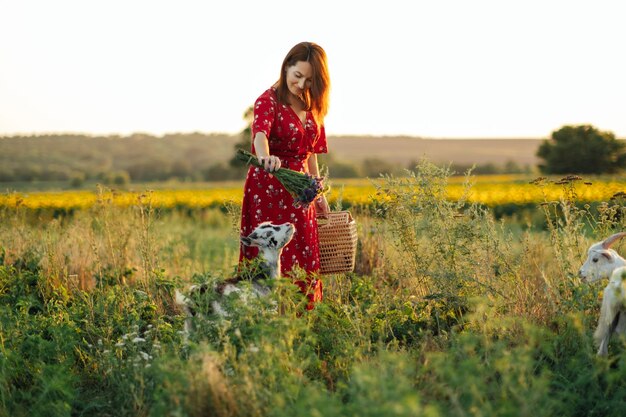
[{"left": 285, "top": 60, "right": 313, "bottom": 99}]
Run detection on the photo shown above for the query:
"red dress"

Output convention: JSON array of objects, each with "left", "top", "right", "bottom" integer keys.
[{"left": 239, "top": 87, "right": 328, "bottom": 308}]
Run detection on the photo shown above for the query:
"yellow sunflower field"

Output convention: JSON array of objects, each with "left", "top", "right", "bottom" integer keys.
[{"left": 1, "top": 175, "right": 625, "bottom": 213}]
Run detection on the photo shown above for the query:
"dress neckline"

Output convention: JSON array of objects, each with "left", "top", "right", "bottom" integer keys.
[
  {"left": 269, "top": 87, "right": 307, "bottom": 128},
  {"left": 288, "top": 105, "right": 308, "bottom": 128}
]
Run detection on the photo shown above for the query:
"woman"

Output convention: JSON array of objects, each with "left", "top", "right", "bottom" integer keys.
[{"left": 239, "top": 41, "right": 331, "bottom": 309}]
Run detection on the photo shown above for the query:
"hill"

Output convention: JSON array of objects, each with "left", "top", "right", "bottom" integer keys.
[
  {"left": 327, "top": 136, "right": 542, "bottom": 166},
  {"left": 0, "top": 133, "right": 543, "bottom": 185}
]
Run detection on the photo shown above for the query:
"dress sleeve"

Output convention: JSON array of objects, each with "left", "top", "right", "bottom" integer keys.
[
  {"left": 313, "top": 125, "right": 328, "bottom": 154},
  {"left": 251, "top": 92, "right": 276, "bottom": 138}
]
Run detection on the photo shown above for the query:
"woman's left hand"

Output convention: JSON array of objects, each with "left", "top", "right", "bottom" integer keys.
[{"left": 315, "top": 194, "right": 330, "bottom": 218}]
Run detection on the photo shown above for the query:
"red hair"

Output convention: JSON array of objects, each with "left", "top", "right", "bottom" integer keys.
[{"left": 275, "top": 42, "right": 331, "bottom": 125}]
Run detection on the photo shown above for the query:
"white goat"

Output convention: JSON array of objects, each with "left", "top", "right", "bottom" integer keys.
[
  {"left": 175, "top": 221, "right": 295, "bottom": 333},
  {"left": 578, "top": 232, "right": 626, "bottom": 356}
]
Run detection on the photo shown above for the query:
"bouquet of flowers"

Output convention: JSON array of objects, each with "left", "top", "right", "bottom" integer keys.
[{"left": 236, "top": 149, "right": 328, "bottom": 208}]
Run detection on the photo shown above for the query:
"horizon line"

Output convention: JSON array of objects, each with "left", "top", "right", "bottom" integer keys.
[
  {"left": 1, "top": 130, "right": 625, "bottom": 141},
  {"left": 0, "top": 130, "right": 549, "bottom": 141}
]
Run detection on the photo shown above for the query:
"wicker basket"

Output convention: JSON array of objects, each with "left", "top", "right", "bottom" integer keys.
[{"left": 317, "top": 211, "right": 358, "bottom": 274}]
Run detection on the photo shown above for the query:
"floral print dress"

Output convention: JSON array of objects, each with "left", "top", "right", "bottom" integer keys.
[{"left": 239, "top": 87, "right": 328, "bottom": 307}]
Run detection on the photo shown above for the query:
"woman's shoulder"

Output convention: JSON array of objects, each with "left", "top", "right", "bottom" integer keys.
[
  {"left": 254, "top": 88, "right": 280, "bottom": 114},
  {"left": 256, "top": 87, "right": 278, "bottom": 102}
]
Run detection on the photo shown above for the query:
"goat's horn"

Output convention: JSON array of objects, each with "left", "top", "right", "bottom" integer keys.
[{"left": 602, "top": 232, "right": 626, "bottom": 249}]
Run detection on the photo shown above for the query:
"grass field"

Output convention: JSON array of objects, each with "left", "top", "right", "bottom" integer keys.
[{"left": 1, "top": 163, "right": 626, "bottom": 416}]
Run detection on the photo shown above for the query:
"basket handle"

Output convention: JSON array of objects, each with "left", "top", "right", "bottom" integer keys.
[{"left": 317, "top": 211, "right": 352, "bottom": 227}]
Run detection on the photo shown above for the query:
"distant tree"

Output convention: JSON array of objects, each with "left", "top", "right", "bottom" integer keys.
[
  {"left": 69, "top": 172, "right": 86, "bottom": 188},
  {"left": 362, "top": 158, "right": 403, "bottom": 177},
  {"left": 503, "top": 160, "right": 523, "bottom": 174},
  {"left": 537, "top": 125, "right": 625, "bottom": 174},
  {"left": 0, "top": 167, "right": 14, "bottom": 182},
  {"left": 14, "top": 164, "right": 42, "bottom": 182},
  {"left": 318, "top": 152, "right": 361, "bottom": 178},
  {"left": 170, "top": 160, "right": 192, "bottom": 180},
  {"left": 113, "top": 171, "right": 130, "bottom": 186},
  {"left": 481, "top": 163, "right": 505, "bottom": 175},
  {"left": 203, "top": 163, "right": 238, "bottom": 181},
  {"left": 229, "top": 106, "right": 254, "bottom": 170},
  {"left": 104, "top": 170, "right": 130, "bottom": 187},
  {"left": 127, "top": 160, "right": 170, "bottom": 181}
]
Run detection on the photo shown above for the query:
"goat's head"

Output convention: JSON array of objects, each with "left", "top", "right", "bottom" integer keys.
[
  {"left": 240, "top": 222, "right": 295, "bottom": 252},
  {"left": 579, "top": 232, "right": 626, "bottom": 283}
]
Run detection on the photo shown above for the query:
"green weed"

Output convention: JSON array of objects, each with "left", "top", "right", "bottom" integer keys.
[{"left": 1, "top": 167, "right": 625, "bottom": 416}]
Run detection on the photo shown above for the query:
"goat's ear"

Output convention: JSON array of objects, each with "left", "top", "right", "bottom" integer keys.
[
  {"left": 240, "top": 236, "right": 252, "bottom": 247},
  {"left": 602, "top": 232, "right": 626, "bottom": 249},
  {"left": 599, "top": 250, "right": 614, "bottom": 262}
]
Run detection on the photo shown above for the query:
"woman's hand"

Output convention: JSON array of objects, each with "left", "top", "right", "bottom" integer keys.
[
  {"left": 258, "top": 155, "right": 281, "bottom": 172},
  {"left": 315, "top": 194, "right": 330, "bottom": 218}
]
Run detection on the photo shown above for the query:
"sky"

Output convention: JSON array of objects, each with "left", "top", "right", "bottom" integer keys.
[{"left": 1, "top": 0, "right": 625, "bottom": 139}]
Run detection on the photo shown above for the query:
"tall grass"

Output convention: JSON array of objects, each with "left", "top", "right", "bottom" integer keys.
[{"left": 1, "top": 165, "right": 626, "bottom": 416}]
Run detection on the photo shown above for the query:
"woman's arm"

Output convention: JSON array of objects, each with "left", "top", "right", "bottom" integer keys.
[
  {"left": 308, "top": 154, "right": 330, "bottom": 217},
  {"left": 307, "top": 153, "right": 321, "bottom": 177},
  {"left": 253, "top": 132, "right": 281, "bottom": 172}
]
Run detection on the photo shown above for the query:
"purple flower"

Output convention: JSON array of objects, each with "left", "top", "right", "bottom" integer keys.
[
  {"left": 302, "top": 188, "right": 317, "bottom": 202},
  {"left": 236, "top": 149, "right": 328, "bottom": 208}
]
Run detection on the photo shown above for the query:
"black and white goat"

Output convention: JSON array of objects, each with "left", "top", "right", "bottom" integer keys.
[
  {"left": 578, "top": 232, "right": 626, "bottom": 356},
  {"left": 175, "top": 221, "right": 295, "bottom": 332}
]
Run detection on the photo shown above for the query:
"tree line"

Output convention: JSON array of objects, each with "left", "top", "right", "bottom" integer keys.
[
  {"left": 0, "top": 124, "right": 622, "bottom": 188},
  {"left": 0, "top": 133, "right": 530, "bottom": 187},
  {"left": 0, "top": 132, "right": 241, "bottom": 186}
]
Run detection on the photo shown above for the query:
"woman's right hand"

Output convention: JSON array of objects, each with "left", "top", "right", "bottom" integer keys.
[
  {"left": 258, "top": 155, "right": 281, "bottom": 172},
  {"left": 254, "top": 132, "right": 281, "bottom": 172}
]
